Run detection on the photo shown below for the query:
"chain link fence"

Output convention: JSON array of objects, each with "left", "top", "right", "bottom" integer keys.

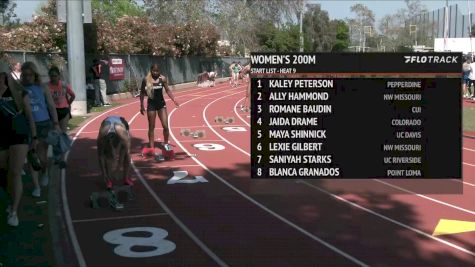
[{"left": 3, "top": 51, "right": 249, "bottom": 95}]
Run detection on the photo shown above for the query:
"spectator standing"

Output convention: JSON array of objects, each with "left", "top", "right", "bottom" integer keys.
[
  {"left": 469, "top": 59, "right": 475, "bottom": 100},
  {"left": 47, "top": 66, "right": 75, "bottom": 168},
  {"left": 463, "top": 58, "right": 471, "bottom": 98},
  {"left": 0, "top": 61, "right": 38, "bottom": 226},
  {"left": 10, "top": 62, "right": 21, "bottom": 81},
  {"left": 21, "top": 62, "right": 61, "bottom": 197},
  {"left": 90, "top": 59, "right": 110, "bottom": 106}
]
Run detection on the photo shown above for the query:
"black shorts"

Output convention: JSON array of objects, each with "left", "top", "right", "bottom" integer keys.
[
  {"left": 57, "top": 108, "right": 71, "bottom": 121},
  {"left": 0, "top": 118, "right": 30, "bottom": 151},
  {"left": 147, "top": 98, "right": 166, "bottom": 111},
  {"left": 36, "top": 120, "right": 53, "bottom": 141}
]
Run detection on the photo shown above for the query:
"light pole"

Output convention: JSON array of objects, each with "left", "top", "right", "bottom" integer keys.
[
  {"left": 469, "top": 0, "right": 473, "bottom": 60},
  {"left": 299, "top": 4, "right": 304, "bottom": 52},
  {"left": 363, "top": 26, "right": 372, "bottom": 52},
  {"left": 410, "top": 24, "right": 417, "bottom": 47},
  {"left": 66, "top": 0, "right": 87, "bottom": 116}
]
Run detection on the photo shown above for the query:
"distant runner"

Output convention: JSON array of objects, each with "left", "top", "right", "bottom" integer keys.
[
  {"left": 197, "top": 71, "right": 217, "bottom": 87},
  {"left": 241, "top": 64, "right": 251, "bottom": 111},
  {"left": 231, "top": 62, "right": 242, "bottom": 87}
]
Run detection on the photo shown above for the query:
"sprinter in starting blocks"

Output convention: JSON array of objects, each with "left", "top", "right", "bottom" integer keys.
[{"left": 92, "top": 116, "right": 135, "bottom": 210}]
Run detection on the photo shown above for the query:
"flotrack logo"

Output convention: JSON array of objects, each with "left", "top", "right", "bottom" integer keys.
[{"left": 404, "top": 55, "right": 459, "bottom": 64}]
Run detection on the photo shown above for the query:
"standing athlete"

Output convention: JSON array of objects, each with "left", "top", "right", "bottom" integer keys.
[
  {"left": 140, "top": 64, "right": 179, "bottom": 154},
  {"left": 231, "top": 62, "right": 242, "bottom": 87},
  {"left": 241, "top": 64, "right": 251, "bottom": 111}
]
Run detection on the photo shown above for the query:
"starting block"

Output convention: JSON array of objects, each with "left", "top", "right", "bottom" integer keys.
[
  {"left": 180, "top": 129, "right": 206, "bottom": 139},
  {"left": 224, "top": 117, "right": 235, "bottom": 124},
  {"left": 241, "top": 106, "right": 250, "bottom": 112},
  {"left": 141, "top": 147, "right": 155, "bottom": 158},
  {"left": 214, "top": 116, "right": 224, "bottom": 123},
  {"left": 214, "top": 116, "right": 235, "bottom": 124},
  {"left": 161, "top": 144, "right": 175, "bottom": 160},
  {"left": 180, "top": 128, "right": 191, "bottom": 136},
  {"left": 89, "top": 185, "right": 135, "bottom": 210}
]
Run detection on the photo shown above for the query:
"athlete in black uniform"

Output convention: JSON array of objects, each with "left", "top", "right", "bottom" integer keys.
[{"left": 139, "top": 64, "right": 179, "bottom": 152}]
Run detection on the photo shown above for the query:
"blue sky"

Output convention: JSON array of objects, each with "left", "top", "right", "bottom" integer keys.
[{"left": 12, "top": 0, "right": 475, "bottom": 25}]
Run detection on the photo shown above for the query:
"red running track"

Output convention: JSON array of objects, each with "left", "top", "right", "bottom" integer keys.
[{"left": 62, "top": 83, "right": 475, "bottom": 266}]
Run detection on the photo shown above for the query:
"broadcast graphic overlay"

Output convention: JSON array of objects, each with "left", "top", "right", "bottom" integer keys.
[{"left": 250, "top": 53, "right": 462, "bottom": 180}]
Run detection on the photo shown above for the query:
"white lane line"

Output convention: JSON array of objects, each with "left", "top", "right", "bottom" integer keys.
[
  {"left": 451, "top": 179, "right": 475, "bottom": 187},
  {"left": 62, "top": 100, "right": 139, "bottom": 267},
  {"left": 373, "top": 179, "right": 475, "bottom": 215},
  {"left": 135, "top": 164, "right": 201, "bottom": 169},
  {"left": 178, "top": 139, "right": 225, "bottom": 143},
  {"left": 72, "top": 213, "right": 168, "bottom": 223},
  {"left": 126, "top": 89, "right": 245, "bottom": 267},
  {"left": 234, "top": 97, "right": 250, "bottom": 127},
  {"left": 203, "top": 91, "right": 250, "bottom": 157},
  {"left": 298, "top": 180, "right": 475, "bottom": 258},
  {"left": 201, "top": 91, "right": 475, "bottom": 255},
  {"left": 463, "top": 161, "right": 475, "bottom": 167},
  {"left": 168, "top": 86, "right": 368, "bottom": 267},
  {"left": 79, "top": 125, "right": 250, "bottom": 134},
  {"left": 62, "top": 83, "right": 232, "bottom": 266},
  {"left": 463, "top": 147, "right": 475, "bottom": 152}
]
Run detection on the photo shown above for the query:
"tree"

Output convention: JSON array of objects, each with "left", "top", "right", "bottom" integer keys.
[
  {"left": 378, "top": 0, "right": 429, "bottom": 51},
  {"left": 1, "top": 0, "right": 65, "bottom": 52},
  {"left": 257, "top": 23, "right": 300, "bottom": 52},
  {"left": 302, "top": 4, "right": 334, "bottom": 52},
  {"left": 0, "top": 0, "right": 19, "bottom": 27},
  {"left": 143, "top": 0, "right": 210, "bottom": 25},
  {"left": 331, "top": 20, "right": 350, "bottom": 52},
  {"left": 92, "top": 0, "right": 145, "bottom": 24},
  {"left": 347, "top": 3, "right": 376, "bottom": 51},
  {"left": 208, "top": 0, "right": 303, "bottom": 55}
]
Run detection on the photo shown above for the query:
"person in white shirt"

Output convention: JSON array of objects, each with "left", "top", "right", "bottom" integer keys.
[
  {"left": 10, "top": 62, "right": 21, "bottom": 80},
  {"left": 208, "top": 71, "right": 216, "bottom": 87},
  {"left": 196, "top": 71, "right": 217, "bottom": 87},
  {"left": 468, "top": 60, "right": 475, "bottom": 100}
]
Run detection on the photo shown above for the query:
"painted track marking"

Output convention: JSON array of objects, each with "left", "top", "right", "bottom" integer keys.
[
  {"left": 72, "top": 213, "right": 169, "bottom": 223},
  {"left": 168, "top": 85, "right": 368, "bottom": 266},
  {"left": 63, "top": 83, "right": 235, "bottom": 267},
  {"left": 451, "top": 179, "right": 475, "bottom": 187},
  {"left": 62, "top": 100, "right": 140, "bottom": 267},
  {"left": 233, "top": 97, "right": 250, "bottom": 127},
  {"left": 373, "top": 179, "right": 475, "bottom": 215},
  {"left": 126, "top": 84, "right": 246, "bottom": 267},
  {"left": 298, "top": 180, "right": 475, "bottom": 257},
  {"left": 202, "top": 91, "right": 251, "bottom": 157},
  {"left": 199, "top": 84, "right": 475, "bottom": 257},
  {"left": 135, "top": 164, "right": 201, "bottom": 169}
]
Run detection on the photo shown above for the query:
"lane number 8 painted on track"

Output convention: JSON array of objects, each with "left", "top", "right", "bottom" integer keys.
[{"left": 103, "top": 227, "right": 176, "bottom": 258}]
